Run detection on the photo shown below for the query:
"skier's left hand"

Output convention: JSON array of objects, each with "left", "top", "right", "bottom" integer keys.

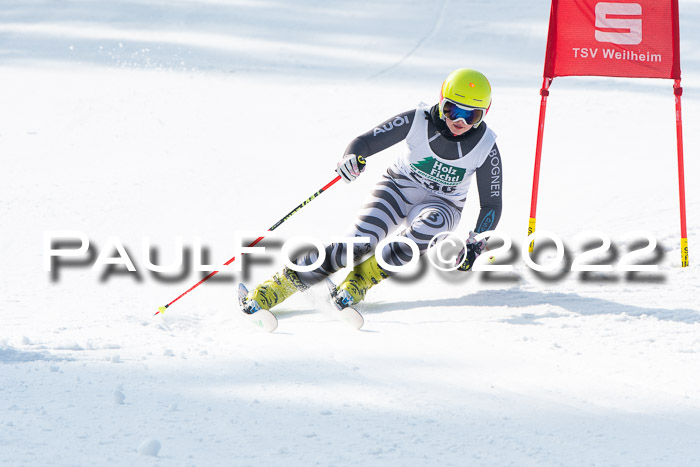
[{"left": 456, "top": 231, "right": 486, "bottom": 271}]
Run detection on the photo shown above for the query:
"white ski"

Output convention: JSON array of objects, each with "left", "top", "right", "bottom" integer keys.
[
  {"left": 326, "top": 278, "right": 364, "bottom": 330},
  {"left": 237, "top": 283, "right": 278, "bottom": 333}
]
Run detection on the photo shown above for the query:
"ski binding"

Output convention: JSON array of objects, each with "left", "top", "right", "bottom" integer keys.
[{"left": 326, "top": 278, "right": 364, "bottom": 330}]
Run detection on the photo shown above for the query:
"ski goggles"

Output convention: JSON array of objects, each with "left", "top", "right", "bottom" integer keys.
[{"left": 440, "top": 99, "right": 486, "bottom": 126}]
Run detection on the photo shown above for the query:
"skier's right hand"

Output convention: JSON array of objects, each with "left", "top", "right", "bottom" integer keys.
[{"left": 336, "top": 154, "right": 366, "bottom": 183}]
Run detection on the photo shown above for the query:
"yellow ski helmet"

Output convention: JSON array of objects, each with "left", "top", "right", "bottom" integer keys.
[{"left": 439, "top": 68, "right": 492, "bottom": 127}]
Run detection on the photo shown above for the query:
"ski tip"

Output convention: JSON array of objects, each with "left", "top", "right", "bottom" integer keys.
[
  {"left": 339, "top": 305, "right": 364, "bottom": 330},
  {"left": 266, "top": 318, "right": 279, "bottom": 333},
  {"left": 354, "top": 313, "right": 365, "bottom": 331},
  {"left": 241, "top": 306, "right": 278, "bottom": 333}
]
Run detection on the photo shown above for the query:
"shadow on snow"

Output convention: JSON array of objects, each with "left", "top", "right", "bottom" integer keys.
[{"left": 364, "top": 288, "right": 700, "bottom": 325}]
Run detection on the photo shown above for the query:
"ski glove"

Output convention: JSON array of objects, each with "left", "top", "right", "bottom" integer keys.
[
  {"left": 456, "top": 231, "right": 486, "bottom": 272},
  {"left": 336, "top": 154, "right": 366, "bottom": 183}
]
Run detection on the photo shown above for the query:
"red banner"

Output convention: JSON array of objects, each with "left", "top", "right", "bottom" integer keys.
[{"left": 544, "top": 0, "right": 681, "bottom": 79}]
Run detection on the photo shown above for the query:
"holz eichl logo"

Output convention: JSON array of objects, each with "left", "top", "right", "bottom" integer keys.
[{"left": 410, "top": 157, "right": 466, "bottom": 186}]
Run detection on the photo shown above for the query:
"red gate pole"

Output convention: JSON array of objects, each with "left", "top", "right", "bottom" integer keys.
[
  {"left": 528, "top": 77, "right": 553, "bottom": 252},
  {"left": 674, "top": 79, "right": 689, "bottom": 267}
]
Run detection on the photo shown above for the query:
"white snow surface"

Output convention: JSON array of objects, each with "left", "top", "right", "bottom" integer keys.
[{"left": 2, "top": 1, "right": 700, "bottom": 465}]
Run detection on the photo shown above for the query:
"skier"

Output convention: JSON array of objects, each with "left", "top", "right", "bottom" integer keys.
[{"left": 240, "top": 68, "right": 503, "bottom": 316}]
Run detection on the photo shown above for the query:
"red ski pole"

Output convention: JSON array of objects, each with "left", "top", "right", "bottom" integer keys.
[{"left": 155, "top": 174, "right": 345, "bottom": 315}]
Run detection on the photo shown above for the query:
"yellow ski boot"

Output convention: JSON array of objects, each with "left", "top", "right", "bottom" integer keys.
[
  {"left": 243, "top": 267, "right": 307, "bottom": 312},
  {"left": 332, "top": 255, "right": 389, "bottom": 309},
  {"left": 238, "top": 268, "right": 308, "bottom": 332}
]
